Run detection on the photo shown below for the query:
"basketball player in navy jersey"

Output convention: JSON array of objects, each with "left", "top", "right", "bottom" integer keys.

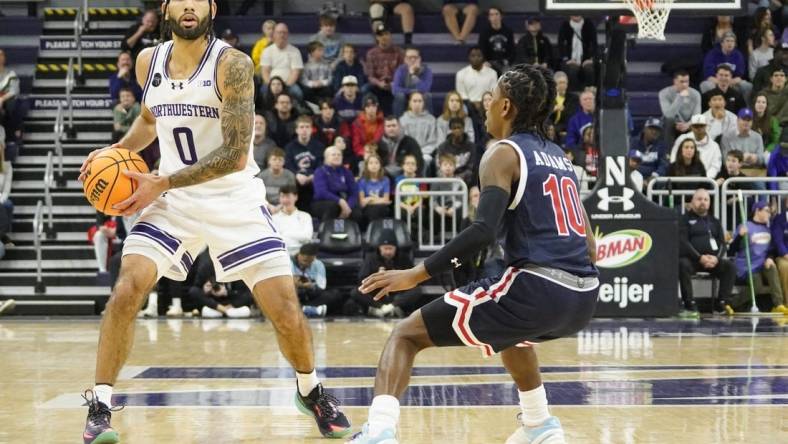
[
  {"left": 349, "top": 64, "right": 599, "bottom": 444},
  {"left": 77, "top": 1, "right": 350, "bottom": 443}
]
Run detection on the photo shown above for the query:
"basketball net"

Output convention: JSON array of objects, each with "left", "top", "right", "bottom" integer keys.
[{"left": 622, "top": 0, "right": 675, "bottom": 40}]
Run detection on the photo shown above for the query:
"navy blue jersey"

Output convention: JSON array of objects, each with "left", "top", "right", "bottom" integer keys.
[{"left": 497, "top": 132, "right": 598, "bottom": 277}]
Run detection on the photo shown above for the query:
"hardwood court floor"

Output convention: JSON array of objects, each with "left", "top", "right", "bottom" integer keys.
[{"left": 0, "top": 316, "right": 785, "bottom": 443}]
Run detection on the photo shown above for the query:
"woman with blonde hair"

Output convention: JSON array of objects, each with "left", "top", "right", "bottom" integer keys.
[{"left": 435, "top": 90, "right": 475, "bottom": 144}]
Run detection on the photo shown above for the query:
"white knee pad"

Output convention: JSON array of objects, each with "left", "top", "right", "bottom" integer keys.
[{"left": 370, "top": 3, "right": 385, "bottom": 21}]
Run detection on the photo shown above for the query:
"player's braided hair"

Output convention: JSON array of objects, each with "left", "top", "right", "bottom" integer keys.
[
  {"left": 160, "top": 0, "right": 214, "bottom": 42},
  {"left": 497, "top": 64, "right": 556, "bottom": 138}
]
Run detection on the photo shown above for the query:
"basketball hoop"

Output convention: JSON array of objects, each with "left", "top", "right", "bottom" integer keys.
[{"left": 622, "top": 0, "right": 675, "bottom": 41}]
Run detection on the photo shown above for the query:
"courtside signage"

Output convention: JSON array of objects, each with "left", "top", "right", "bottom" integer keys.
[{"left": 595, "top": 229, "right": 652, "bottom": 269}]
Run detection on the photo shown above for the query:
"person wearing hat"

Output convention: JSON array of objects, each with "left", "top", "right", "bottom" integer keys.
[
  {"left": 700, "top": 32, "right": 752, "bottom": 100},
  {"left": 291, "top": 243, "right": 344, "bottom": 317},
  {"left": 369, "top": 0, "right": 415, "bottom": 45},
  {"left": 514, "top": 16, "right": 554, "bottom": 69},
  {"left": 332, "top": 44, "right": 367, "bottom": 92},
  {"left": 351, "top": 93, "right": 385, "bottom": 158},
  {"left": 630, "top": 117, "right": 668, "bottom": 183},
  {"left": 670, "top": 114, "right": 723, "bottom": 179},
  {"left": 766, "top": 129, "right": 788, "bottom": 191},
  {"left": 364, "top": 23, "right": 404, "bottom": 114},
  {"left": 627, "top": 149, "right": 645, "bottom": 191},
  {"left": 350, "top": 229, "right": 423, "bottom": 318},
  {"left": 333, "top": 75, "right": 364, "bottom": 124},
  {"left": 221, "top": 28, "right": 239, "bottom": 48},
  {"left": 701, "top": 87, "right": 739, "bottom": 141},
  {"left": 659, "top": 70, "right": 702, "bottom": 147},
  {"left": 728, "top": 201, "right": 788, "bottom": 314},
  {"left": 721, "top": 108, "right": 767, "bottom": 172}
]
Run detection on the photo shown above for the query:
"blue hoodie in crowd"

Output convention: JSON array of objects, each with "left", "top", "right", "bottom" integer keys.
[
  {"left": 630, "top": 130, "right": 668, "bottom": 178},
  {"left": 767, "top": 149, "right": 788, "bottom": 190},
  {"left": 702, "top": 45, "right": 746, "bottom": 79}
]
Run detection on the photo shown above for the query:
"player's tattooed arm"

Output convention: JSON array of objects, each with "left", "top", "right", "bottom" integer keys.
[{"left": 167, "top": 49, "right": 254, "bottom": 189}]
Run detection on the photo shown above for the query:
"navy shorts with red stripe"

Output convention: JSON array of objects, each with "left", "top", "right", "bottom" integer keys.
[{"left": 421, "top": 266, "right": 599, "bottom": 357}]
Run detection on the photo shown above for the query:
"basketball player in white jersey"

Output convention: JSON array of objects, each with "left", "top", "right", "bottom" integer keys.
[{"left": 77, "top": 2, "right": 350, "bottom": 443}]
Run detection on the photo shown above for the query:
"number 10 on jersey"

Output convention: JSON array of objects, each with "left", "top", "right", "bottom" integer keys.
[{"left": 543, "top": 174, "right": 586, "bottom": 237}]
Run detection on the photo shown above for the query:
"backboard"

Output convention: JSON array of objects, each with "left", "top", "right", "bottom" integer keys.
[{"left": 541, "top": 0, "right": 746, "bottom": 15}]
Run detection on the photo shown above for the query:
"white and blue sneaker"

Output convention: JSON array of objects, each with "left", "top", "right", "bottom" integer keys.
[
  {"left": 505, "top": 415, "right": 566, "bottom": 444},
  {"left": 345, "top": 422, "right": 398, "bottom": 444}
]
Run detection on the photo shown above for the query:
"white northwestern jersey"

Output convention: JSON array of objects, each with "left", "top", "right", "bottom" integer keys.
[{"left": 141, "top": 38, "right": 263, "bottom": 204}]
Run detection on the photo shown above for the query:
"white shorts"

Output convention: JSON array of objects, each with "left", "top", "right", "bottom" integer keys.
[{"left": 122, "top": 193, "right": 291, "bottom": 283}]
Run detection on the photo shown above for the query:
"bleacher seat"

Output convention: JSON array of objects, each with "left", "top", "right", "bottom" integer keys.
[
  {"left": 364, "top": 218, "right": 412, "bottom": 253},
  {"left": 317, "top": 218, "right": 363, "bottom": 255}
]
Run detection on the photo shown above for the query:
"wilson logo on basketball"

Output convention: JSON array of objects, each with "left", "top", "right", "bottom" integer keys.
[
  {"left": 89, "top": 178, "right": 109, "bottom": 204},
  {"left": 595, "top": 229, "right": 652, "bottom": 269}
]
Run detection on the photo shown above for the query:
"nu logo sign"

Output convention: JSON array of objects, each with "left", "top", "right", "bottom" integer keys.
[{"left": 596, "top": 156, "right": 635, "bottom": 211}]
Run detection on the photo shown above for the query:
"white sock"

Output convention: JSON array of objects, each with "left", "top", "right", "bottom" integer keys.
[
  {"left": 171, "top": 297, "right": 182, "bottom": 310},
  {"left": 296, "top": 370, "right": 320, "bottom": 397},
  {"left": 93, "top": 384, "right": 113, "bottom": 408},
  {"left": 147, "top": 292, "right": 158, "bottom": 311},
  {"left": 519, "top": 385, "right": 551, "bottom": 427},
  {"left": 368, "top": 395, "right": 400, "bottom": 436}
]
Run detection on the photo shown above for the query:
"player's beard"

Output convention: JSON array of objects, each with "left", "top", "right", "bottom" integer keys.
[{"left": 168, "top": 14, "right": 211, "bottom": 40}]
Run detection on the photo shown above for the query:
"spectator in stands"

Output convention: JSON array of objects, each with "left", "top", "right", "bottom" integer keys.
[
  {"left": 478, "top": 7, "right": 514, "bottom": 75},
  {"left": 395, "top": 153, "right": 424, "bottom": 218},
  {"left": 121, "top": 9, "right": 159, "bottom": 60},
  {"left": 628, "top": 150, "right": 644, "bottom": 191},
  {"left": 758, "top": 68, "right": 787, "bottom": 120},
  {"left": 750, "top": 28, "right": 776, "bottom": 80},
  {"left": 767, "top": 130, "right": 788, "bottom": 191},
  {"left": 312, "top": 145, "right": 361, "bottom": 221},
  {"left": 700, "top": 15, "right": 738, "bottom": 55},
  {"left": 301, "top": 41, "right": 333, "bottom": 104},
  {"left": 752, "top": 93, "right": 782, "bottom": 153},
  {"left": 258, "top": 75, "right": 285, "bottom": 112},
  {"left": 565, "top": 89, "right": 594, "bottom": 149},
  {"left": 670, "top": 114, "right": 721, "bottom": 179},
  {"left": 753, "top": 44, "right": 788, "bottom": 95},
  {"left": 577, "top": 124, "right": 599, "bottom": 180},
  {"left": 700, "top": 33, "right": 752, "bottom": 100},
  {"left": 369, "top": 0, "right": 415, "bottom": 45},
  {"left": 272, "top": 185, "right": 313, "bottom": 255},
  {"left": 558, "top": 16, "right": 597, "bottom": 91},
  {"left": 333, "top": 45, "right": 367, "bottom": 93},
  {"left": 668, "top": 138, "right": 707, "bottom": 179},
  {"left": 221, "top": 28, "right": 240, "bottom": 48},
  {"left": 442, "top": 0, "right": 480, "bottom": 45},
  {"left": 701, "top": 66, "right": 747, "bottom": 114},
  {"left": 715, "top": 149, "right": 755, "bottom": 224},
  {"left": 659, "top": 70, "right": 702, "bottom": 148},
  {"left": 729, "top": 201, "right": 787, "bottom": 314},
  {"left": 0, "top": 146, "right": 12, "bottom": 248},
  {"left": 315, "top": 99, "right": 342, "bottom": 147},
  {"left": 358, "top": 153, "right": 392, "bottom": 224},
  {"left": 702, "top": 88, "right": 738, "bottom": 141},
  {"left": 291, "top": 243, "right": 342, "bottom": 318},
  {"left": 432, "top": 153, "right": 463, "bottom": 234},
  {"left": 748, "top": 7, "right": 779, "bottom": 54},
  {"left": 398, "top": 92, "right": 436, "bottom": 168},
  {"left": 0, "top": 49, "right": 18, "bottom": 137},
  {"left": 112, "top": 87, "right": 140, "bottom": 143},
  {"left": 109, "top": 51, "right": 141, "bottom": 103},
  {"left": 549, "top": 71, "right": 578, "bottom": 142},
  {"left": 333, "top": 76, "right": 363, "bottom": 128},
  {"left": 309, "top": 14, "right": 344, "bottom": 65},
  {"left": 678, "top": 188, "right": 736, "bottom": 316},
  {"left": 252, "top": 113, "right": 276, "bottom": 170},
  {"left": 379, "top": 115, "right": 423, "bottom": 177},
  {"left": 187, "top": 251, "right": 253, "bottom": 318},
  {"left": 285, "top": 115, "right": 324, "bottom": 207},
  {"left": 771, "top": 203, "right": 788, "bottom": 313},
  {"left": 365, "top": 24, "right": 403, "bottom": 114},
  {"left": 630, "top": 117, "right": 669, "bottom": 185},
  {"left": 514, "top": 16, "right": 554, "bottom": 69},
  {"left": 721, "top": 108, "right": 766, "bottom": 170},
  {"left": 436, "top": 91, "right": 475, "bottom": 144},
  {"left": 436, "top": 117, "right": 475, "bottom": 184},
  {"left": 392, "top": 46, "right": 433, "bottom": 117},
  {"left": 260, "top": 148, "right": 296, "bottom": 213},
  {"left": 456, "top": 46, "right": 498, "bottom": 114},
  {"left": 260, "top": 23, "right": 304, "bottom": 100},
  {"left": 351, "top": 93, "right": 385, "bottom": 159},
  {"left": 250, "top": 19, "right": 276, "bottom": 73},
  {"left": 90, "top": 213, "right": 119, "bottom": 275},
  {"left": 351, "top": 229, "right": 421, "bottom": 317},
  {"left": 266, "top": 92, "right": 298, "bottom": 147}
]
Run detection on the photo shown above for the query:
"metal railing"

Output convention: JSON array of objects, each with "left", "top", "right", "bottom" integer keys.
[
  {"left": 720, "top": 177, "right": 788, "bottom": 235},
  {"left": 65, "top": 57, "right": 77, "bottom": 138},
  {"left": 394, "top": 178, "right": 468, "bottom": 251},
  {"left": 42, "top": 151, "right": 55, "bottom": 239},
  {"left": 646, "top": 177, "right": 721, "bottom": 219},
  {"left": 33, "top": 153, "right": 56, "bottom": 293},
  {"left": 73, "top": 1, "right": 88, "bottom": 86},
  {"left": 32, "top": 201, "right": 45, "bottom": 294},
  {"left": 53, "top": 103, "right": 66, "bottom": 186}
]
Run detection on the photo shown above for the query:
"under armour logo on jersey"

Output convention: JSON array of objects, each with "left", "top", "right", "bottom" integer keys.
[
  {"left": 451, "top": 258, "right": 462, "bottom": 269},
  {"left": 596, "top": 187, "right": 635, "bottom": 211},
  {"left": 171, "top": 82, "right": 184, "bottom": 90}
]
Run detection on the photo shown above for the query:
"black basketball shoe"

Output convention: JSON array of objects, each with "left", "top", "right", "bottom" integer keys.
[
  {"left": 82, "top": 390, "right": 122, "bottom": 444},
  {"left": 295, "top": 383, "right": 352, "bottom": 438}
]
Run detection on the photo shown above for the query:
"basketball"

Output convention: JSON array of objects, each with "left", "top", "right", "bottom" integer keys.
[{"left": 82, "top": 148, "right": 149, "bottom": 216}]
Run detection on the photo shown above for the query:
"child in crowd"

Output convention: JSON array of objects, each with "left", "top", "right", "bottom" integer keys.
[
  {"left": 357, "top": 153, "right": 392, "bottom": 225},
  {"left": 315, "top": 99, "right": 342, "bottom": 147},
  {"left": 259, "top": 147, "right": 297, "bottom": 214},
  {"left": 432, "top": 153, "right": 463, "bottom": 236},
  {"left": 332, "top": 44, "right": 367, "bottom": 92},
  {"left": 309, "top": 14, "right": 345, "bottom": 65},
  {"left": 301, "top": 41, "right": 333, "bottom": 104}
]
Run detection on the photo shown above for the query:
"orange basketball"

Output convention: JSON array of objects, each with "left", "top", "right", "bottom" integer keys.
[{"left": 82, "top": 148, "right": 149, "bottom": 216}]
